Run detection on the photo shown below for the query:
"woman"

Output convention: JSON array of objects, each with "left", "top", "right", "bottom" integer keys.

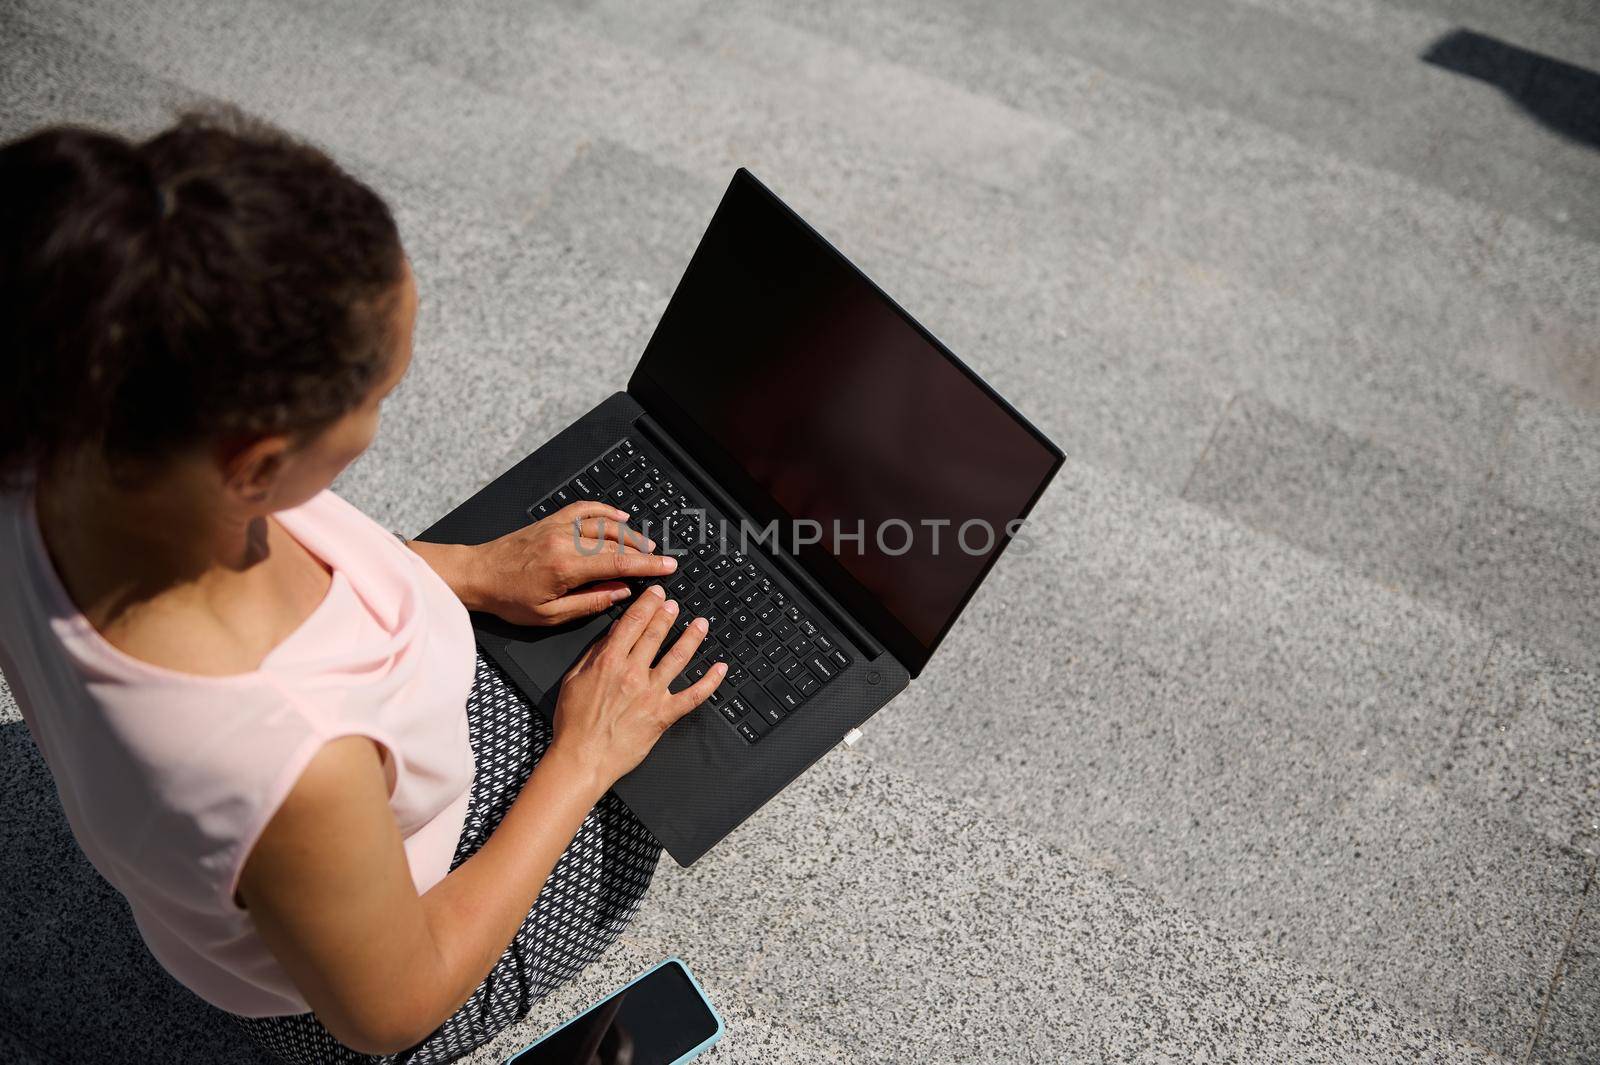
[{"left": 0, "top": 110, "right": 725, "bottom": 1063}]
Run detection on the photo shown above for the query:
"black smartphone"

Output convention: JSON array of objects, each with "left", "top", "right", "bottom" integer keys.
[{"left": 505, "top": 958, "right": 724, "bottom": 1065}]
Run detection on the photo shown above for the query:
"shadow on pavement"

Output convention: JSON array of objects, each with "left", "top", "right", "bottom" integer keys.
[
  {"left": 1423, "top": 28, "right": 1600, "bottom": 150},
  {"left": 0, "top": 722, "right": 273, "bottom": 1064}
]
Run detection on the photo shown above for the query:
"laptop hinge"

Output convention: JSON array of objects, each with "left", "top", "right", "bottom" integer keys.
[{"left": 633, "top": 413, "right": 885, "bottom": 661}]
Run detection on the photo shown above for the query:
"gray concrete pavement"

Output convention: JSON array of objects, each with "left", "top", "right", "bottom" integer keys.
[{"left": 2, "top": 0, "right": 1597, "bottom": 1060}]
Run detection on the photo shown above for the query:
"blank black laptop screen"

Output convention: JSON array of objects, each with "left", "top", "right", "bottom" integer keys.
[{"left": 630, "top": 170, "right": 1062, "bottom": 675}]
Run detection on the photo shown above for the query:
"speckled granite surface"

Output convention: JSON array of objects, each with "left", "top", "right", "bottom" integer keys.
[{"left": 2, "top": 0, "right": 1598, "bottom": 1060}]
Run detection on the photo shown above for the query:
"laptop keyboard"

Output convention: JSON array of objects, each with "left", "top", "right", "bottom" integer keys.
[{"left": 526, "top": 436, "right": 853, "bottom": 744}]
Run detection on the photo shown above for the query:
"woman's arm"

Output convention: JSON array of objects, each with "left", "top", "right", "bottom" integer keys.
[
  {"left": 237, "top": 587, "right": 723, "bottom": 1054},
  {"left": 404, "top": 501, "right": 678, "bottom": 626},
  {"left": 240, "top": 733, "right": 601, "bottom": 1053}
]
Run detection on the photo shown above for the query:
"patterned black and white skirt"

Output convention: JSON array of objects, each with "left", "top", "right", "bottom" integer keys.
[{"left": 234, "top": 653, "right": 662, "bottom": 1064}]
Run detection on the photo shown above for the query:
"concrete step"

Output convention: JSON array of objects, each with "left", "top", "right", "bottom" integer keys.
[
  {"left": 18, "top": 0, "right": 1598, "bottom": 468},
  {"left": 500, "top": 747, "right": 1512, "bottom": 1064},
  {"left": 1231, "top": 0, "right": 1600, "bottom": 69},
  {"left": 1183, "top": 389, "right": 1600, "bottom": 674},
  {"left": 441, "top": 146, "right": 1597, "bottom": 1055},
  {"left": 0, "top": 714, "right": 1513, "bottom": 1063},
  {"left": 725, "top": 0, "right": 1600, "bottom": 246},
  {"left": 281, "top": 0, "right": 1600, "bottom": 515},
  {"left": 498, "top": 136, "right": 1600, "bottom": 680},
  {"left": 4, "top": 5, "right": 1595, "bottom": 1060}
]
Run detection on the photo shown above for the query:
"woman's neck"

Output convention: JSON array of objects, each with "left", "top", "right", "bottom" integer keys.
[{"left": 33, "top": 454, "right": 271, "bottom": 633}]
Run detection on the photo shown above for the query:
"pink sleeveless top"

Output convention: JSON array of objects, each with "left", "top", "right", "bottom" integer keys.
[{"left": 0, "top": 488, "right": 477, "bottom": 1016}]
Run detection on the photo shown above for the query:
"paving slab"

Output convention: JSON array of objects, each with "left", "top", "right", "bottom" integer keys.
[
  {"left": 0, "top": 17, "right": 210, "bottom": 142},
  {"left": 1182, "top": 391, "right": 1473, "bottom": 603},
  {"left": 1534, "top": 866, "right": 1600, "bottom": 1064},
  {"left": 1497, "top": 393, "right": 1600, "bottom": 535},
  {"left": 1113, "top": 254, "right": 1523, "bottom": 487},
  {"left": 12, "top": 0, "right": 589, "bottom": 222},
  {"left": 1448, "top": 643, "right": 1600, "bottom": 858},
  {"left": 1442, "top": 494, "right": 1600, "bottom": 677},
  {"left": 1185, "top": 390, "right": 1600, "bottom": 673}
]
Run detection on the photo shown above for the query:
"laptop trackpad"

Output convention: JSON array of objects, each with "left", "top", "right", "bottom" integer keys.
[{"left": 502, "top": 613, "right": 612, "bottom": 704}]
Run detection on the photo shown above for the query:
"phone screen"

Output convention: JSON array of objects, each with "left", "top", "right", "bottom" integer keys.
[{"left": 506, "top": 960, "right": 720, "bottom": 1065}]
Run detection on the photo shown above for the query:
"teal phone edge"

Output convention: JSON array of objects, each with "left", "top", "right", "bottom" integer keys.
[{"left": 503, "top": 956, "right": 725, "bottom": 1064}]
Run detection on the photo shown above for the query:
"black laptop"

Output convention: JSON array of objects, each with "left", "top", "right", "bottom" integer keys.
[{"left": 417, "top": 169, "right": 1063, "bottom": 865}]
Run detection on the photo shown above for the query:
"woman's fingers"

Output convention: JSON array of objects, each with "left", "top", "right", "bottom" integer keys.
[
  {"left": 630, "top": 595, "right": 679, "bottom": 664},
  {"left": 570, "top": 542, "right": 678, "bottom": 584},
  {"left": 540, "top": 581, "right": 631, "bottom": 625},
  {"left": 669, "top": 661, "right": 728, "bottom": 722},
  {"left": 653, "top": 616, "right": 708, "bottom": 681},
  {"left": 574, "top": 516, "right": 652, "bottom": 552},
  {"left": 553, "top": 500, "right": 630, "bottom": 526},
  {"left": 604, "top": 583, "right": 665, "bottom": 654}
]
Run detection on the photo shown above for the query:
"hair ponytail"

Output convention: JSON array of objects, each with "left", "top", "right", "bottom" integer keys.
[{"left": 0, "top": 109, "right": 404, "bottom": 489}]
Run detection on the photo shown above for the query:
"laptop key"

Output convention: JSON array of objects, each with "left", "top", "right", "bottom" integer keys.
[
  {"left": 730, "top": 641, "right": 759, "bottom": 664},
  {"left": 748, "top": 656, "right": 774, "bottom": 680},
  {"left": 744, "top": 684, "right": 785, "bottom": 725},
  {"left": 586, "top": 460, "right": 616, "bottom": 487},
  {"left": 814, "top": 632, "right": 835, "bottom": 653},
  {"left": 724, "top": 694, "right": 753, "bottom": 721},
  {"left": 778, "top": 657, "right": 803, "bottom": 681},
  {"left": 807, "top": 655, "right": 835, "bottom": 682},
  {"left": 527, "top": 499, "right": 554, "bottom": 521},
  {"left": 736, "top": 720, "right": 763, "bottom": 744},
  {"left": 830, "top": 648, "right": 852, "bottom": 671},
  {"left": 762, "top": 676, "right": 803, "bottom": 713},
  {"left": 794, "top": 673, "right": 819, "bottom": 697},
  {"left": 570, "top": 474, "right": 599, "bottom": 499}
]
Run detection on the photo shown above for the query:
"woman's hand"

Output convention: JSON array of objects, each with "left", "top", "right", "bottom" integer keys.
[
  {"left": 411, "top": 501, "right": 679, "bottom": 626},
  {"left": 549, "top": 584, "right": 726, "bottom": 790}
]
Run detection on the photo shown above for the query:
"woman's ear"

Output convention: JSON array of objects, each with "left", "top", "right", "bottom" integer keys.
[{"left": 219, "top": 434, "right": 294, "bottom": 505}]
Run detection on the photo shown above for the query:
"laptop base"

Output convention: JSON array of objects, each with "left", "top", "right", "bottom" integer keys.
[{"left": 416, "top": 391, "right": 909, "bottom": 865}]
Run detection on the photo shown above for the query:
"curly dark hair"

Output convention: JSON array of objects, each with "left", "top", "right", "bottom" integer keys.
[{"left": 0, "top": 108, "right": 406, "bottom": 488}]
